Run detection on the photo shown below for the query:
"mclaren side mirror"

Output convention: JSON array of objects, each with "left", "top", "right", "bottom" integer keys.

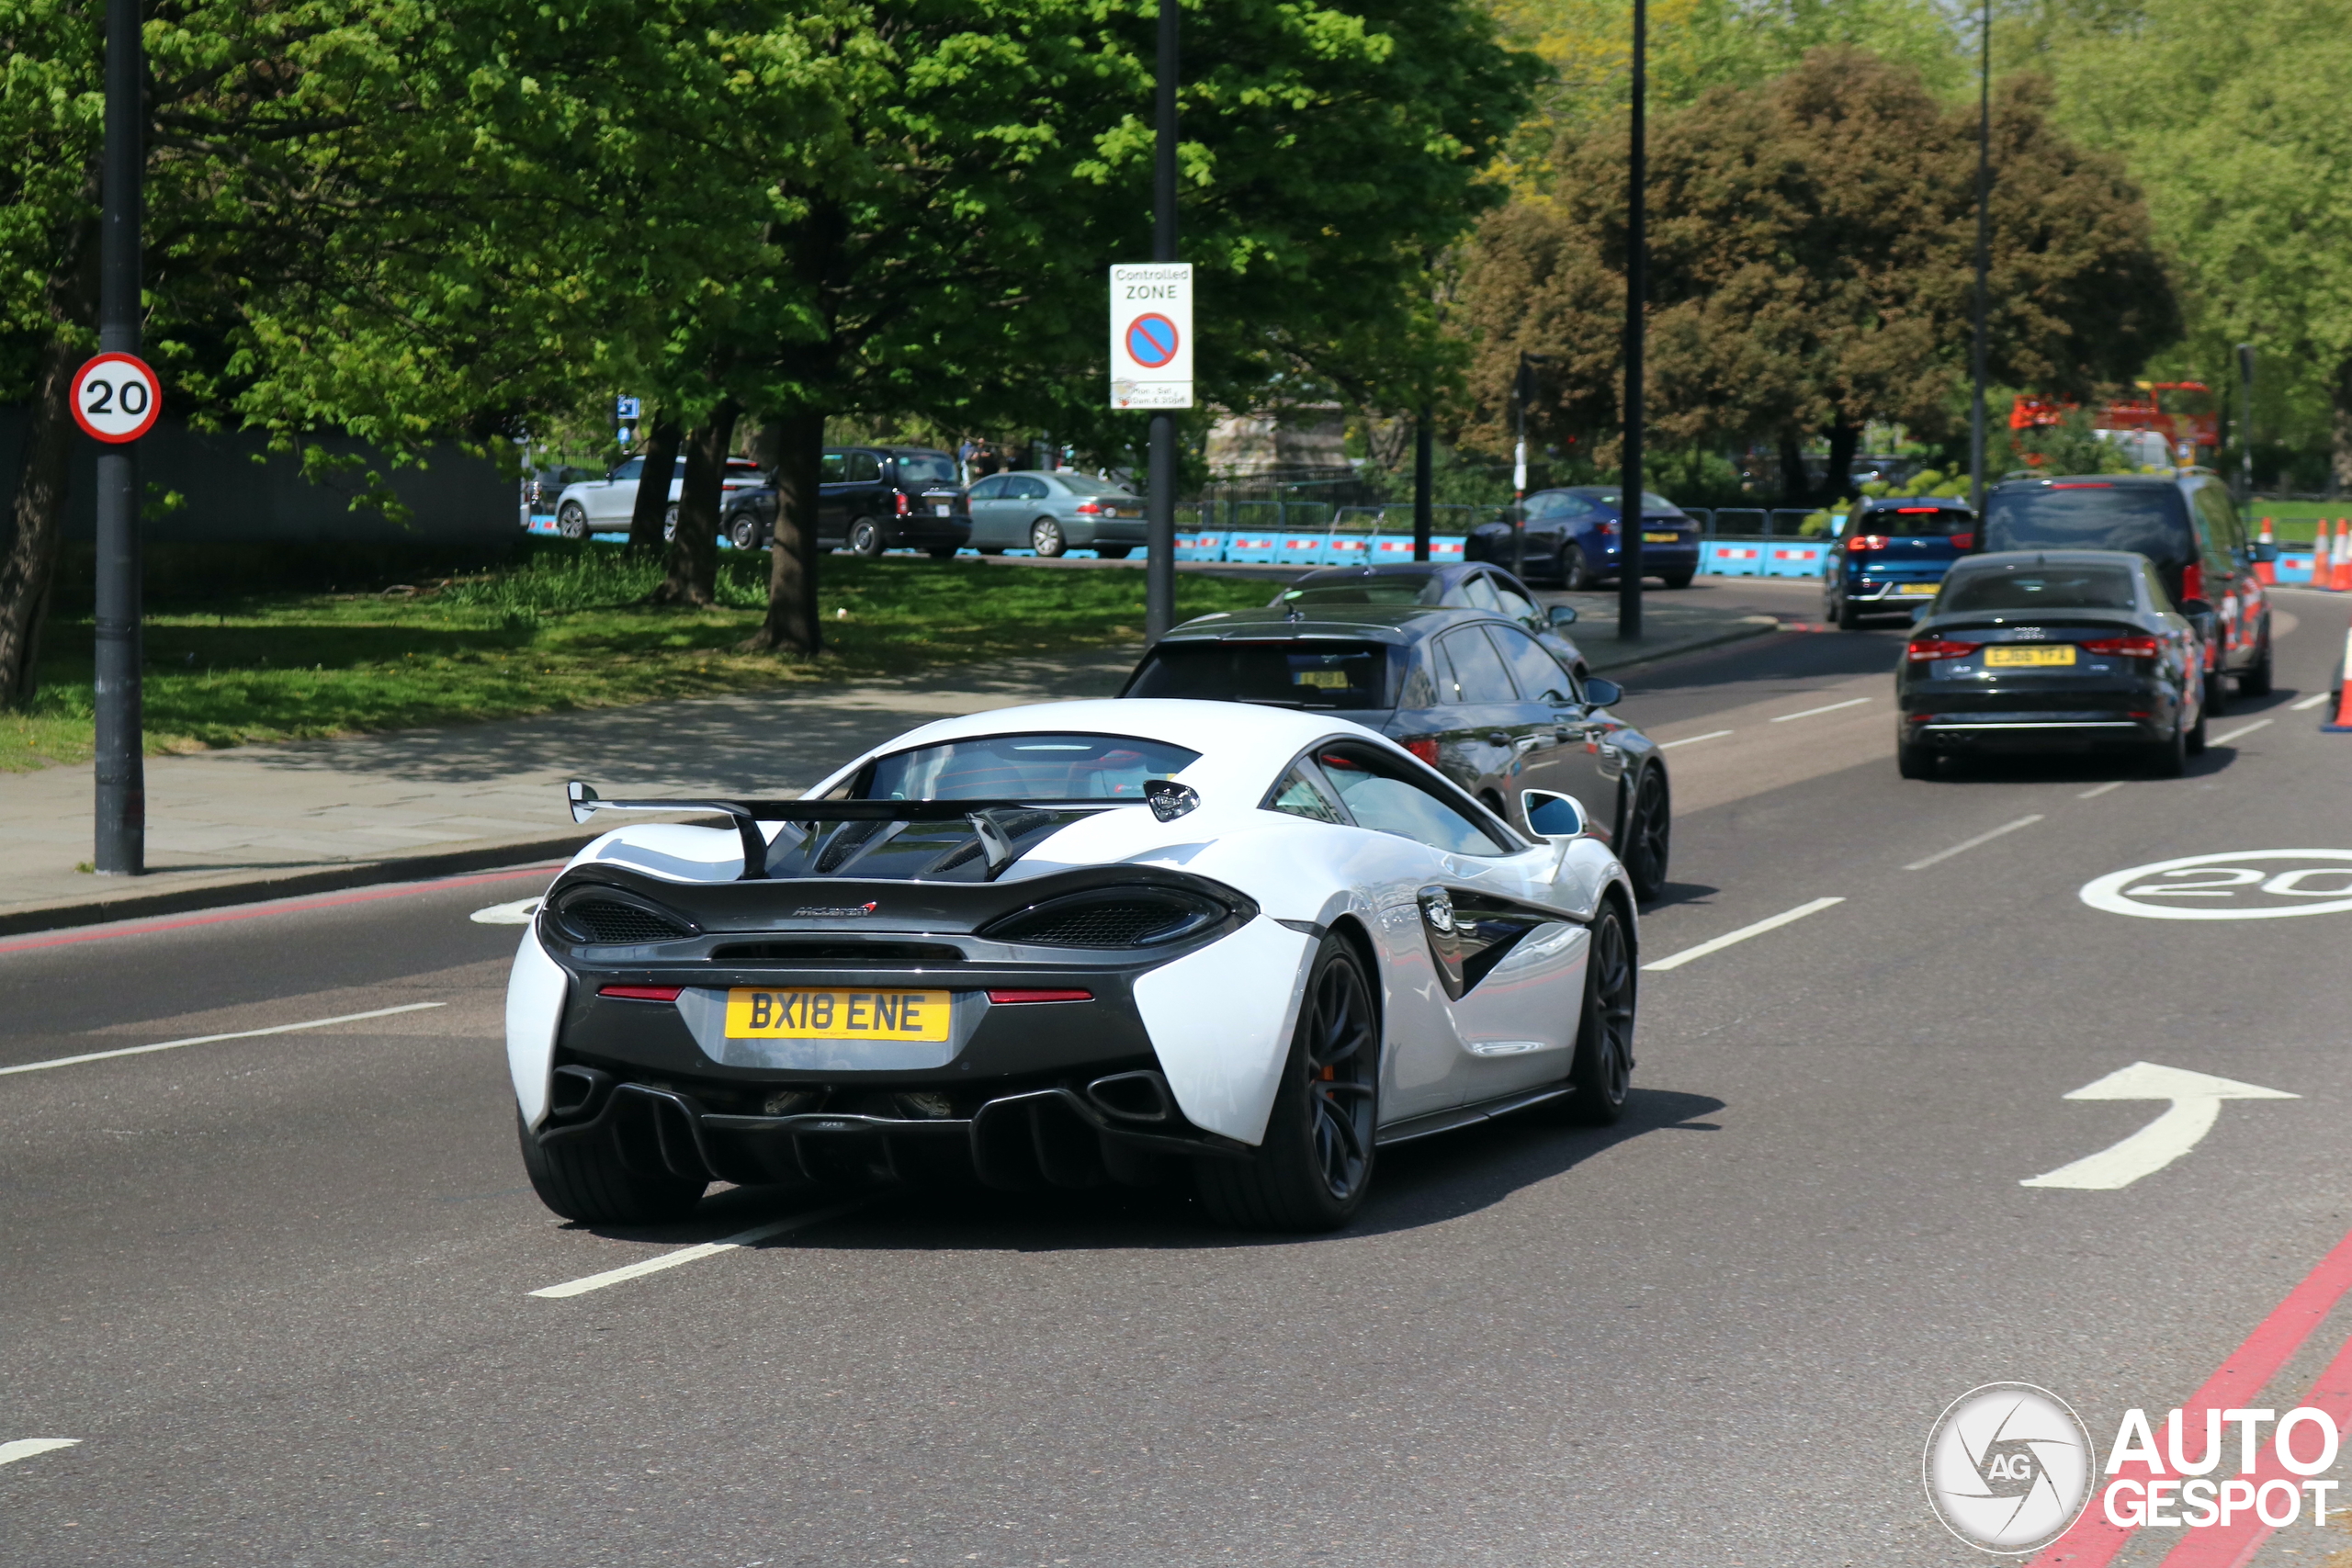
[
  {"left": 1521, "top": 789, "right": 1589, "bottom": 840},
  {"left": 1548, "top": 604, "right": 1579, "bottom": 627},
  {"left": 1581, "top": 677, "right": 1623, "bottom": 708}
]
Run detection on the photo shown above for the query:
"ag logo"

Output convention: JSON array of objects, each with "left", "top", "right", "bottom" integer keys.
[
  {"left": 2081, "top": 850, "right": 2352, "bottom": 920},
  {"left": 1923, "top": 1382, "right": 2093, "bottom": 1554}
]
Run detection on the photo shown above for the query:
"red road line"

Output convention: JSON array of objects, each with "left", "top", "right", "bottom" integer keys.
[
  {"left": 0, "top": 864, "right": 562, "bottom": 956},
  {"left": 2030, "top": 1222, "right": 2352, "bottom": 1565},
  {"left": 2153, "top": 1328, "right": 2352, "bottom": 1567}
]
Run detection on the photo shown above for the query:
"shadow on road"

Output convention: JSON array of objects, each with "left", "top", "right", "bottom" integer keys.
[{"left": 1927, "top": 684, "right": 2314, "bottom": 787}]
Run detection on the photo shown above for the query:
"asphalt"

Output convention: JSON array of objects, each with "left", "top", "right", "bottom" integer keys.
[{"left": 5, "top": 578, "right": 2352, "bottom": 1567}]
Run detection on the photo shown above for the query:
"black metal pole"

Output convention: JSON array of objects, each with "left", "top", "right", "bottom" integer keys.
[
  {"left": 1618, "top": 0, "right": 1646, "bottom": 642},
  {"left": 1511, "top": 359, "right": 1527, "bottom": 579},
  {"left": 1143, "top": 0, "right": 1179, "bottom": 641},
  {"left": 94, "top": 0, "right": 144, "bottom": 874},
  {"left": 2236, "top": 343, "right": 2256, "bottom": 500},
  {"left": 1969, "top": 0, "right": 1990, "bottom": 516},
  {"left": 1413, "top": 403, "right": 1433, "bottom": 562}
]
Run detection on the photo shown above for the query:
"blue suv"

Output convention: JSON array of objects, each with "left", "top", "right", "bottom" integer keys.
[
  {"left": 1824, "top": 496, "right": 1975, "bottom": 629},
  {"left": 1466, "top": 487, "right": 1702, "bottom": 590}
]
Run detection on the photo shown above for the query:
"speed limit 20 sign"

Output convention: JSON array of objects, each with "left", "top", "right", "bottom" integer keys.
[{"left": 71, "top": 353, "right": 162, "bottom": 444}]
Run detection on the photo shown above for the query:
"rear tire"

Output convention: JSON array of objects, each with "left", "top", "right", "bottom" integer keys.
[
  {"left": 2145, "top": 719, "right": 2188, "bottom": 778},
  {"left": 2203, "top": 668, "right": 2229, "bottom": 718},
  {"left": 1660, "top": 572, "right": 1694, "bottom": 590},
  {"left": 2186, "top": 703, "right": 2208, "bottom": 756},
  {"left": 1562, "top": 544, "right": 1596, "bottom": 592},
  {"left": 2239, "top": 635, "right": 2274, "bottom": 697},
  {"left": 926, "top": 545, "right": 958, "bottom": 559},
  {"left": 1031, "top": 517, "right": 1067, "bottom": 558},
  {"left": 1897, "top": 739, "right": 1938, "bottom": 779},
  {"left": 847, "top": 516, "right": 885, "bottom": 557},
  {"left": 1095, "top": 545, "right": 1133, "bottom": 559},
  {"left": 1193, "top": 934, "right": 1378, "bottom": 1232},
  {"left": 1560, "top": 901, "right": 1635, "bottom": 1126},
  {"left": 1622, "top": 767, "right": 1670, "bottom": 904},
  {"left": 1836, "top": 592, "right": 1861, "bottom": 631},
  {"left": 727, "top": 515, "right": 763, "bottom": 551},
  {"left": 517, "top": 1110, "right": 706, "bottom": 1225},
  {"left": 557, "top": 502, "right": 588, "bottom": 540}
]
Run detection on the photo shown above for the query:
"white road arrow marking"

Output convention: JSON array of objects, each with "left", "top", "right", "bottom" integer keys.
[
  {"left": 0, "top": 1438, "right": 80, "bottom": 1468},
  {"left": 469, "top": 897, "right": 542, "bottom": 925},
  {"left": 2020, "top": 1062, "right": 2298, "bottom": 1190}
]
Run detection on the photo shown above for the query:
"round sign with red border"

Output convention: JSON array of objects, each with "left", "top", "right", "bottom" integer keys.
[
  {"left": 71, "top": 353, "right": 162, "bottom": 444},
  {"left": 1124, "top": 312, "right": 1181, "bottom": 370}
]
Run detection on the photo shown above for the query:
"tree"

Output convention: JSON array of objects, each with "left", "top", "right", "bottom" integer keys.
[
  {"left": 2045, "top": 0, "right": 2352, "bottom": 488},
  {"left": 1453, "top": 49, "right": 2177, "bottom": 503}
]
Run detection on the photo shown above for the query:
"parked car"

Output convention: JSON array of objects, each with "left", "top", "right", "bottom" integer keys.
[
  {"left": 1118, "top": 602, "right": 1670, "bottom": 900},
  {"left": 1982, "top": 469, "right": 2276, "bottom": 710},
  {"left": 1896, "top": 550, "right": 2206, "bottom": 778},
  {"left": 1465, "top": 487, "right": 1702, "bottom": 590},
  {"left": 525, "top": 465, "right": 600, "bottom": 519},
  {"left": 552, "top": 457, "right": 765, "bottom": 539},
  {"left": 516, "top": 702, "right": 1641, "bottom": 1231},
  {"left": 1824, "top": 495, "right": 1976, "bottom": 628},
  {"left": 720, "top": 446, "right": 971, "bottom": 558},
  {"left": 1271, "top": 563, "right": 1589, "bottom": 680},
  {"left": 965, "top": 470, "right": 1148, "bottom": 558}
]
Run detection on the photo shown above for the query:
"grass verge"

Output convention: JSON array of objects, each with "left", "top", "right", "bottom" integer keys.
[{"left": 1, "top": 547, "right": 1275, "bottom": 773}]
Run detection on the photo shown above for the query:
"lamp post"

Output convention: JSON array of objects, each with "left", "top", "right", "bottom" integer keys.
[
  {"left": 1510, "top": 352, "right": 1557, "bottom": 581},
  {"left": 1968, "top": 0, "right": 1991, "bottom": 518},
  {"left": 2235, "top": 343, "right": 2256, "bottom": 501},
  {"left": 1142, "top": 0, "right": 1179, "bottom": 641},
  {"left": 1619, "top": 0, "right": 1646, "bottom": 642},
  {"left": 1412, "top": 403, "right": 1434, "bottom": 562},
  {"left": 93, "top": 0, "right": 145, "bottom": 874}
]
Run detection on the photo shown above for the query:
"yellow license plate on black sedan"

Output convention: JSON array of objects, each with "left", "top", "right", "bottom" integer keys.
[
  {"left": 725, "top": 987, "right": 950, "bottom": 1041},
  {"left": 1984, "top": 645, "right": 2076, "bottom": 668}
]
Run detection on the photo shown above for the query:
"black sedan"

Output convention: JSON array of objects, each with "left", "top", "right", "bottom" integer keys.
[
  {"left": 1119, "top": 601, "right": 1671, "bottom": 900},
  {"left": 1897, "top": 549, "right": 2207, "bottom": 779},
  {"left": 1271, "top": 562, "right": 1589, "bottom": 677}
]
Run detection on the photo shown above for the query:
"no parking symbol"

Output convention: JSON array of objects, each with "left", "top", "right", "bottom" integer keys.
[{"left": 2080, "top": 850, "right": 2352, "bottom": 919}]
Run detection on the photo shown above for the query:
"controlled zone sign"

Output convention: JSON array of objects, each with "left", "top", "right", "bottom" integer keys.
[
  {"left": 71, "top": 352, "right": 161, "bottom": 444},
  {"left": 1110, "top": 263, "right": 1192, "bottom": 410}
]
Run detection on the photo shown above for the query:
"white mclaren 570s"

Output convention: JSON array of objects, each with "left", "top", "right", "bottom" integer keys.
[{"left": 506, "top": 698, "right": 1639, "bottom": 1232}]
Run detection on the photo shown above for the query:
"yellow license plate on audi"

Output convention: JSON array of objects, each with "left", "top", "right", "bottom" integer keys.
[
  {"left": 725, "top": 987, "right": 951, "bottom": 1041},
  {"left": 1984, "top": 645, "right": 2076, "bottom": 668}
]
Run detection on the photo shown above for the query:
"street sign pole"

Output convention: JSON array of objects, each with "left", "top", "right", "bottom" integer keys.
[
  {"left": 93, "top": 0, "right": 144, "bottom": 874},
  {"left": 1619, "top": 0, "right": 1647, "bottom": 644},
  {"left": 1144, "top": 0, "right": 1180, "bottom": 643},
  {"left": 1968, "top": 0, "right": 1992, "bottom": 519}
]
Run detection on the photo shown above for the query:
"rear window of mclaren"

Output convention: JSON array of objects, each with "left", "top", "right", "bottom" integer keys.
[
  {"left": 858, "top": 733, "right": 1198, "bottom": 802},
  {"left": 1123, "top": 639, "right": 1395, "bottom": 710}
]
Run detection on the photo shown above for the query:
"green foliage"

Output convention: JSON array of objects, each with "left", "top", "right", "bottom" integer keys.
[{"left": 1988, "top": 409, "right": 2144, "bottom": 478}]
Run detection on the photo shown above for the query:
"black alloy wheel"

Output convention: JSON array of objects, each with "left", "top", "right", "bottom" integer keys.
[
  {"left": 1031, "top": 517, "right": 1068, "bottom": 558},
  {"left": 1193, "top": 933, "right": 1379, "bottom": 1231},
  {"left": 728, "top": 514, "right": 763, "bottom": 551},
  {"left": 1560, "top": 901, "right": 1635, "bottom": 1125},
  {"left": 557, "top": 502, "right": 589, "bottom": 540},
  {"left": 662, "top": 502, "right": 679, "bottom": 542},
  {"left": 1623, "top": 768, "right": 1670, "bottom": 903},
  {"left": 1562, "top": 544, "right": 1596, "bottom": 592},
  {"left": 847, "top": 517, "right": 886, "bottom": 557}
]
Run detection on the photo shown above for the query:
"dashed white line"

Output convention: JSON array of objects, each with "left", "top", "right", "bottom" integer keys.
[
  {"left": 1658, "top": 729, "right": 1734, "bottom": 750},
  {"left": 528, "top": 1201, "right": 874, "bottom": 1298},
  {"left": 2210, "top": 717, "right": 2273, "bottom": 747},
  {"left": 1904, "top": 814, "right": 2045, "bottom": 871},
  {"left": 0, "top": 1003, "right": 446, "bottom": 1078},
  {"left": 1770, "top": 696, "right": 1872, "bottom": 723},
  {"left": 0, "top": 1438, "right": 80, "bottom": 1468},
  {"left": 1642, "top": 897, "right": 1845, "bottom": 972},
  {"left": 2077, "top": 781, "right": 2127, "bottom": 800},
  {"left": 2291, "top": 692, "right": 2334, "bottom": 711}
]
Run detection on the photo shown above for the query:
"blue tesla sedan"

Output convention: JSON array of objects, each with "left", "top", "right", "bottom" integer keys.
[{"left": 1466, "top": 487, "right": 1702, "bottom": 590}]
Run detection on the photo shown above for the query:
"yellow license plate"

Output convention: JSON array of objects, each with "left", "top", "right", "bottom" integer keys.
[
  {"left": 724, "top": 987, "right": 950, "bottom": 1041},
  {"left": 1984, "top": 645, "right": 2076, "bottom": 668},
  {"left": 1897, "top": 582, "right": 1939, "bottom": 595},
  {"left": 1643, "top": 531, "right": 1680, "bottom": 543}
]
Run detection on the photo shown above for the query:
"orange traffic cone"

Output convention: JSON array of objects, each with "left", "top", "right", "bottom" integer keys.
[
  {"left": 2335, "top": 518, "right": 2351, "bottom": 591},
  {"left": 2327, "top": 628, "right": 2352, "bottom": 732},
  {"left": 2256, "top": 515, "right": 2278, "bottom": 584},
  {"left": 2307, "top": 520, "right": 2330, "bottom": 589}
]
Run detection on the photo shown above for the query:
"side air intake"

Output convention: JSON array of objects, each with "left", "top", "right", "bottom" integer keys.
[
  {"left": 979, "top": 888, "right": 1227, "bottom": 949},
  {"left": 548, "top": 890, "right": 698, "bottom": 945}
]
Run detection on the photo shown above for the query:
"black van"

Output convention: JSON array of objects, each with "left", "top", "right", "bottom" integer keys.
[
  {"left": 1982, "top": 471, "right": 2276, "bottom": 708},
  {"left": 721, "top": 446, "right": 971, "bottom": 558}
]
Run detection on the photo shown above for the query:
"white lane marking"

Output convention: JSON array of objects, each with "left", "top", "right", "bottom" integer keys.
[
  {"left": 2210, "top": 717, "right": 2273, "bottom": 747},
  {"left": 0, "top": 1003, "right": 447, "bottom": 1078},
  {"left": 2076, "top": 781, "right": 2127, "bottom": 800},
  {"left": 1642, "top": 897, "right": 1844, "bottom": 972},
  {"left": 470, "top": 897, "right": 542, "bottom": 925},
  {"left": 1903, "top": 814, "right": 2044, "bottom": 872},
  {"left": 528, "top": 1200, "right": 874, "bottom": 1298},
  {"left": 1658, "top": 729, "right": 1734, "bottom": 750},
  {"left": 2291, "top": 692, "right": 2333, "bottom": 711},
  {"left": 0, "top": 1438, "right": 80, "bottom": 1468},
  {"left": 1769, "top": 696, "right": 1871, "bottom": 723},
  {"left": 2021, "top": 1062, "right": 2298, "bottom": 1190}
]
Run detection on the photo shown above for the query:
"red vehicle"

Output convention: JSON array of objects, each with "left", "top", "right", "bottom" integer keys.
[{"left": 2011, "top": 383, "right": 2221, "bottom": 466}]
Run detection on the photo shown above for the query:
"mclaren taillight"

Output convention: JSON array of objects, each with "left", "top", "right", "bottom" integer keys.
[
  {"left": 986, "top": 988, "right": 1094, "bottom": 1005},
  {"left": 598, "top": 985, "right": 683, "bottom": 1002},
  {"left": 2082, "top": 635, "right": 2161, "bottom": 659},
  {"left": 1848, "top": 535, "right": 1890, "bottom": 553},
  {"left": 1906, "top": 637, "right": 1982, "bottom": 662},
  {"left": 1402, "top": 737, "right": 1441, "bottom": 766}
]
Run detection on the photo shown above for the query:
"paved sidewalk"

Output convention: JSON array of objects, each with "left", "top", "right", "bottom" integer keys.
[{"left": 0, "top": 580, "right": 1782, "bottom": 933}]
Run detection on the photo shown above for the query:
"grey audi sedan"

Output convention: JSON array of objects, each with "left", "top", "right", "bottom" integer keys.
[{"left": 966, "top": 470, "right": 1149, "bottom": 558}]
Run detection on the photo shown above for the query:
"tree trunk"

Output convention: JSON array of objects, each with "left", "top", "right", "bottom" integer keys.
[
  {"left": 0, "top": 218, "right": 97, "bottom": 708},
  {"left": 741, "top": 410, "right": 825, "bottom": 655},
  {"left": 625, "top": 412, "right": 681, "bottom": 557},
  {"left": 1824, "top": 416, "right": 1862, "bottom": 504},
  {"left": 1777, "top": 432, "right": 1811, "bottom": 507},
  {"left": 2332, "top": 356, "right": 2352, "bottom": 497},
  {"left": 651, "top": 400, "right": 738, "bottom": 607}
]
